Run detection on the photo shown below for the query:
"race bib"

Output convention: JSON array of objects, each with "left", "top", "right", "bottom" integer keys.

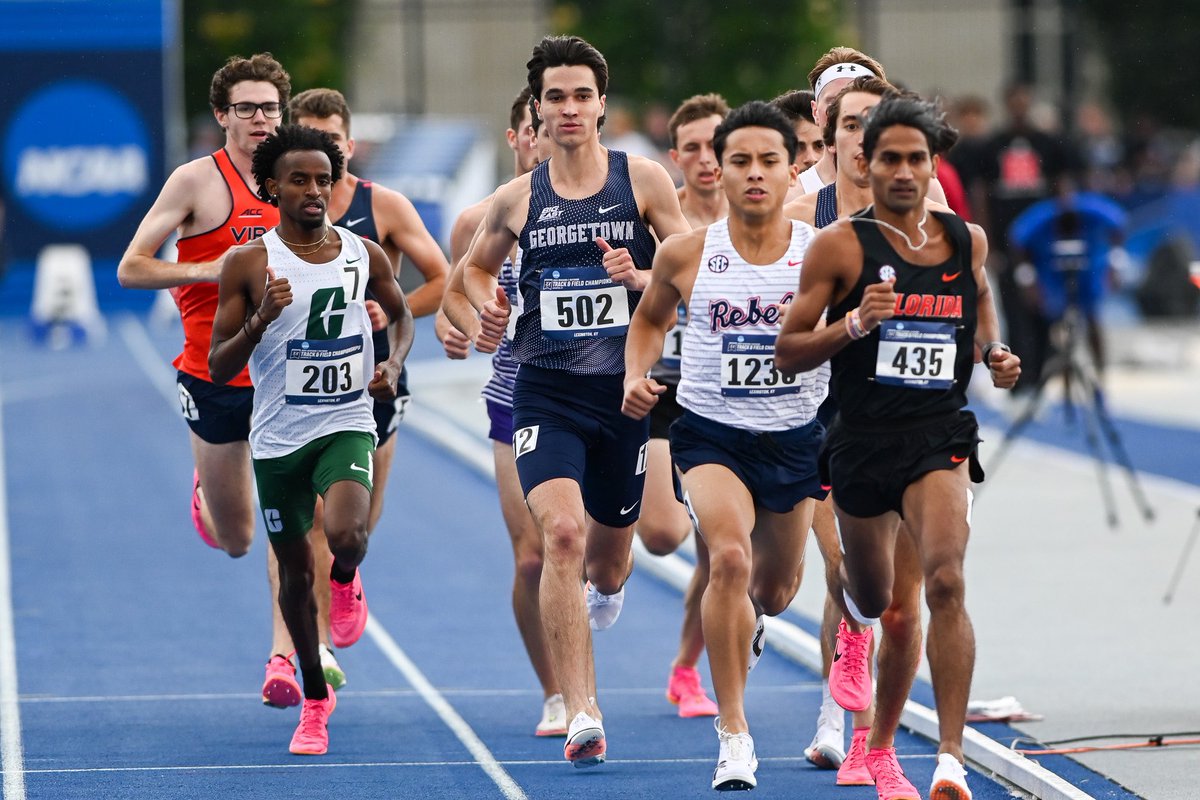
[
  {"left": 660, "top": 302, "right": 687, "bottom": 368},
  {"left": 284, "top": 333, "right": 365, "bottom": 405},
  {"left": 874, "top": 320, "right": 957, "bottom": 389},
  {"left": 539, "top": 265, "right": 629, "bottom": 340},
  {"left": 720, "top": 333, "right": 798, "bottom": 396}
]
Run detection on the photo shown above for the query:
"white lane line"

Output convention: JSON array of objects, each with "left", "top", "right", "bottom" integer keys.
[
  {"left": 364, "top": 616, "right": 528, "bottom": 800},
  {"left": 0, "top": 387, "right": 28, "bottom": 800},
  {"left": 116, "top": 314, "right": 180, "bottom": 406},
  {"left": 24, "top": 752, "right": 840, "bottom": 775}
]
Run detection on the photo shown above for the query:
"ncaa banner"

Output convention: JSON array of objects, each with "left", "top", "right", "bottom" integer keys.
[{"left": 0, "top": 0, "right": 176, "bottom": 310}]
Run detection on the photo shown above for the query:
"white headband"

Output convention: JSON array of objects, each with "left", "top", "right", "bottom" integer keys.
[{"left": 813, "top": 63, "right": 878, "bottom": 100}]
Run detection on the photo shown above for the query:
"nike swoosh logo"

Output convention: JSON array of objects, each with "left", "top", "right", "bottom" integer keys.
[
  {"left": 346, "top": 256, "right": 362, "bottom": 264},
  {"left": 345, "top": 216, "right": 367, "bottom": 227},
  {"left": 942, "top": 271, "right": 961, "bottom": 282},
  {"left": 598, "top": 204, "right": 621, "bottom": 214},
  {"left": 950, "top": 455, "right": 967, "bottom": 463},
  {"left": 620, "top": 500, "right": 641, "bottom": 515},
  {"left": 788, "top": 260, "right": 802, "bottom": 266},
  {"left": 350, "top": 463, "right": 370, "bottom": 473},
  {"left": 354, "top": 591, "right": 363, "bottom": 602},
  {"left": 752, "top": 625, "right": 765, "bottom": 658},
  {"left": 832, "top": 647, "right": 842, "bottom": 663}
]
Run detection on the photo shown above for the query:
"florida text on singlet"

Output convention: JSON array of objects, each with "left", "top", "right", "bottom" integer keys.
[
  {"left": 174, "top": 148, "right": 279, "bottom": 386},
  {"left": 677, "top": 218, "right": 829, "bottom": 432},
  {"left": 827, "top": 209, "right": 978, "bottom": 425},
  {"left": 249, "top": 227, "right": 376, "bottom": 459},
  {"left": 514, "top": 149, "right": 657, "bottom": 375}
]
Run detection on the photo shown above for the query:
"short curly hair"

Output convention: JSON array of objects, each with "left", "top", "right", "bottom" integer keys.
[
  {"left": 251, "top": 124, "right": 345, "bottom": 205},
  {"left": 209, "top": 53, "right": 291, "bottom": 111}
]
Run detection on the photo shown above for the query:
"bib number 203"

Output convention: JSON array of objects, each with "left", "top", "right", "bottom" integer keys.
[{"left": 302, "top": 362, "right": 354, "bottom": 394}]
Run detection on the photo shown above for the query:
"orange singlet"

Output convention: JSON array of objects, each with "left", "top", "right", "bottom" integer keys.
[{"left": 173, "top": 149, "right": 279, "bottom": 386}]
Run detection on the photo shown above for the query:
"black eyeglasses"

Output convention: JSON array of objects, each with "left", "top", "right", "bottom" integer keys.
[{"left": 224, "top": 102, "right": 284, "bottom": 119}]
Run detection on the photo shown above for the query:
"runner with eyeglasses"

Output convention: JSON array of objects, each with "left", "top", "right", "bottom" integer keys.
[{"left": 119, "top": 54, "right": 318, "bottom": 705}]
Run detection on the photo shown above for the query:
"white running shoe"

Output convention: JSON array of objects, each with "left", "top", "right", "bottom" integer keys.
[
  {"left": 586, "top": 582, "right": 625, "bottom": 631},
  {"left": 536, "top": 693, "right": 567, "bottom": 737},
  {"left": 803, "top": 706, "right": 846, "bottom": 769},
  {"left": 747, "top": 615, "right": 766, "bottom": 672},
  {"left": 930, "top": 752, "right": 973, "bottom": 799},
  {"left": 712, "top": 718, "right": 758, "bottom": 790},
  {"left": 564, "top": 711, "right": 606, "bottom": 768}
]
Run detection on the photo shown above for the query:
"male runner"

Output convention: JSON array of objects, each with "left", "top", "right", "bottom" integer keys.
[
  {"left": 290, "top": 87, "right": 449, "bottom": 532},
  {"left": 644, "top": 92, "right": 732, "bottom": 720},
  {"left": 209, "top": 124, "right": 413, "bottom": 755},
  {"left": 789, "top": 47, "right": 888, "bottom": 199},
  {"left": 776, "top": 94, "right": 1021, "bottom": 800},
  {"left": 439, "top": 88, "right": 567, "bottom": 737},
  {"left": 462, "top": 35, "right": 690, "bottom": 768},
  {"left": 117, "top": 54, "right": 347, "bottom": 703},
  {"left": 784, "top": 75, "right": 931, "bottom": 787},
  {"left": 769, "top": 89, "right": 825, "bottom": 171},
  {"left": 624, "top": 101, "right": 828, "bottom": 791}
]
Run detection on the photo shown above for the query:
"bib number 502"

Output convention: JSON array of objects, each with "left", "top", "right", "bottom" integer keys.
[{"left": 556, "top": 294, "right": 615, "bottom": 328}]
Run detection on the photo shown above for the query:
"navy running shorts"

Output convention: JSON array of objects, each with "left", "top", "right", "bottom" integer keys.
[
  {"left": 177, "top": 371, "right": 253, "bottom": 445},
  {"left": 511, "top": 365, "right": 650, "bottom": 528},
  {"left": 820, "top": 409, "right": 984, "bottom": 519},
  {"left": 372, "top": 393, "right": 411, "bottom": 446},
  {"left": 669, "top": 409, "right": 825, "bottom": 514}
]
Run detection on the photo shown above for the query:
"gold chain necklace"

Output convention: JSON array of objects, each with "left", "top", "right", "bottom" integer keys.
[{"left": 276, "top": 226, "right": 329, "bottom": 255}]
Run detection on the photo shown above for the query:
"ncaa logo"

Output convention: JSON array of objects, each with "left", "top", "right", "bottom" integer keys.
[
  {"left": 4, "top": 79, "right": 151, "bottom": 232},
  {"left": 707, "top": 254, "right": 729, "bottom": 273}
]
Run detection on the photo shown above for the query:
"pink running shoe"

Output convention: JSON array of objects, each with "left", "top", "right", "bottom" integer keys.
[
  {"left": 837, "top": 727, "right": 874, "bottom": 786},
  {"left": 330, "top": 568, "right": 368, "bottom": 648},
  {"left": 830, "top": 619, "right": 873, "bottom": 712},
  {"left": 262, "top": 654, "right": 301, "bottom": 709},
  {"left": 666, "top": 665, "right": 719, "bottom": 718},
  {"left": 190, "top": 470, "right": 219, "bottom": 549},
  {"left": 288, "top": 685, "right": 337, "bottom": 755},
  {"left": 865, "top": 747, "right": 919, "bottom": 800}
]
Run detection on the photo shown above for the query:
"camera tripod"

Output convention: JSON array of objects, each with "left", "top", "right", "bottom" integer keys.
[{"left": 984, "top": 283, "right": 1156, "bottom": 529}]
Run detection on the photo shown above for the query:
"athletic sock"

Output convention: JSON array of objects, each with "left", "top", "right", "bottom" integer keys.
[
  {"left": 330, "top": 561, "right": 356, "bottom": 585},
  {"left": 842, "top": 588, "right": 880, "bottom": 627},
  {"left": 301, "top": 665, "right": 328, "bottom": 700}
]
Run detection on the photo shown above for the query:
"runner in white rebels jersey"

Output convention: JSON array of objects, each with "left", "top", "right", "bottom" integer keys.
[
  {"left": 623, "top": 101, "right": 828, "bottom": 792},
  {"left": 210, "top": 124, "right": 412, "bottom": 757}
]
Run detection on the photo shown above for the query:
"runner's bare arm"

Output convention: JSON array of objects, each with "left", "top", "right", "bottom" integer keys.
[
  {"left": 440, "top": 198, "right": 490, "bottom": 345},
  {"left": 208, "top": 243, "right": 273, "bottom": 385},
  {"left": 622, "top": 231, "right": 701, "bottom": 419},
  {"left": 374, "top": 185, "right": 450, "bottom": 318},
  {"left": 118, "top": 161, "right": 226, "bottom": 289},
  {"left": 775, "top": 222, "right": 866, "bottom": 373},
  {"left": 968, "top": 223, "right": 1021, "bottom": 387},
  {"left": 364, "top": 237, "right": 414, "bottom": 400},
  {"left": 463, "top": 180, "right": 526, "bottom": 353}
]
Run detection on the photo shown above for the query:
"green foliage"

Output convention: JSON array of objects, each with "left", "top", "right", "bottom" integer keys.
[
  {"left": 183, "top": 0, "right": 351, "bottom": 120},
  {"left": 1082, "top": 0, "right": 1200, "bottom": 128},
  {"left": 551, "top": 0, "right": 844, "bottom": 109}
]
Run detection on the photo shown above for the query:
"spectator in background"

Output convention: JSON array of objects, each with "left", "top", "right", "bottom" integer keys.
[
  {"left": 1075, "top": 102, "right": 1124, "bottom": 194},
  {"left": 771, "top": 89, "right": 827, "bottom": 172},
  {"left": 1009, "top": 174, "right": 1126, "bottom": 378},
  {"left": 981, "top": 82, "right": 1071, "bottom": 392}
]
